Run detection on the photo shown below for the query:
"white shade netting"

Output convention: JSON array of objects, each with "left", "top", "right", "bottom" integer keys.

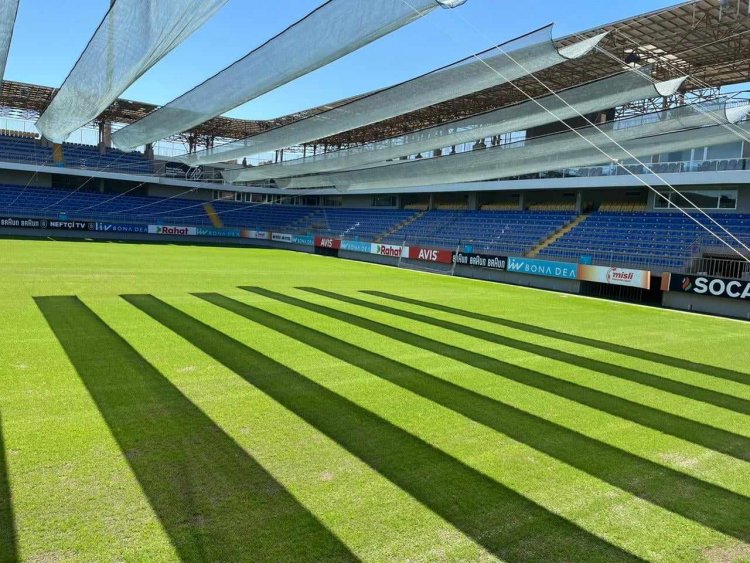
[
  {"left": 224, "top": 67, "right": 685, "bottom": 183},
  {"left": 0, "top": 0, "right": 19, "bottom": 82},
  {"left": 276, "top": 101, "right": 750, "bottom": 190},
  {"left": 112, "top": 0, "right": 468, "bottom": 151},
  {"left": 36, "top": 0, "right": 228, "bottom": 144},
  {"left": 180, "top": 25, "right": 607, "bottom": 166}
]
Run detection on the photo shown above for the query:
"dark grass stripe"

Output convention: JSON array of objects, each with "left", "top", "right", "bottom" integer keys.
[
  {"left": 124, "top": 293, "right": 641, "bottom": 562},
  {"left": 302, "top": 289, "right": 750, "bottom": 416},
  {"left": 35, "top": 296, "right": 356, "bottom": 563},
  {"left": 201, "top": 292, "right": 750, "bottom": 543},
  {"left": 251, "top": 287, "right": 750, "bottom": 462},
  {"left": 362, "top": 291, "right": 750, "bottom": 388},
  {"left": 0, "top": 414, "right": 17, "bottom": 563}
]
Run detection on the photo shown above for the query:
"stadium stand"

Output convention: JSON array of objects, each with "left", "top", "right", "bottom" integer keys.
[
  {"left": 0, "top": 134, "right": 151, "bottom": 174},
  {"left": 2, "top": 181, "right": 750, "bottom": 275},
  {"left": 0, "top": 184, "right": 417, "bottom": 236},
  {"left": 539, "top": 211, "right": 750, "bottom": 269},
  {"left": 381, "top": 210, "right": 577, "bottom": 255}
]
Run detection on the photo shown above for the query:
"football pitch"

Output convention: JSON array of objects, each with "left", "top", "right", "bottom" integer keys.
[{"left": 0, "top": 239, "right": 749, "bottom": 562}]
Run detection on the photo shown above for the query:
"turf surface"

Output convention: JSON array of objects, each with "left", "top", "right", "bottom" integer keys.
[{"left": 0, "top": 238, "right": 749, "bottom": 561}]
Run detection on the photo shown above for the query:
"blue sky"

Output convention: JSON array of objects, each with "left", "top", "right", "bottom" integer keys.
[{"left": 6, "top": 0, "right": 679, "bottom": 121}]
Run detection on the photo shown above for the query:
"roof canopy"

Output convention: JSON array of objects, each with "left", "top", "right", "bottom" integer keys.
[
  {"left": 277, "top": 100, "right": 750, "bottom": 190},
  {"left": 0, "top": 1, "right": 746, "bottom": 145},
  {"left": 36, "top": 0, "right": 227, "bottom": 143},
  {"left": 112, "top": 0, "right": 467, "bottom": 151},
  {"left": 224, "top": 68, "right": 686, "bottom": 183},
  {"left": 0, "top": 0, "right": 19, "bottom": 83},
  {"left": 180, "top": 26, "right": 606, "bottom": 165}
]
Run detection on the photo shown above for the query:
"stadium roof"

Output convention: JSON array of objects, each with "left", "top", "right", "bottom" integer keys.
[
  {"left": 0, "top": 0, "right": 748, "bottom": 145},
  {"left": 317, "top": 0, "right": 750, "bottom": 147}
]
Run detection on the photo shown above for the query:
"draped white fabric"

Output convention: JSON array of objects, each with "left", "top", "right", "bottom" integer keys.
[
  {"left": 179, "top": 26, "right": 607, "bottom": 166},
  {"left": 36, "top": 0, "right": 228, "bottom": 144},
  {"left": 224, "top": 69, "right": 686, "bottom": 183},
  {"left": 0, "top": 0, "right": 19, "bottom": 82},
  {"left": 275, "top": 101, "right": 749, "bottom": 190},
  {"left": 112, "top": 0, "right": 467, "bottom": 151}
]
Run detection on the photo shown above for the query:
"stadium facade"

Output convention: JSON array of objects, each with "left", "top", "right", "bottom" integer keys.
[{"left": 1, "top": 0, "right": 750, "bottom": 319}]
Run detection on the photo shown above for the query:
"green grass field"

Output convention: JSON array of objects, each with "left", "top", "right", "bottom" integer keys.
[{"left": 1, "top": 238, "right": 749, "bottom": 562}]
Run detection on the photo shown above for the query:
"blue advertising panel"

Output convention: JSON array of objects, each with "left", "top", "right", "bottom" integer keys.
[
  {"left": 89, "top": 222, "right": 148, "bottom": 234},
  {"left": 507, "top": 257, "right": 578, "bottom": 279},
  {"left": 292, "top": 234, "right": 315, "bottom": 246},
  {"left": 196, "top": 227, "right": 241, "bottom": 238},
  {"left": 340, "top": 240, "right": 372, "bottom": 253}
]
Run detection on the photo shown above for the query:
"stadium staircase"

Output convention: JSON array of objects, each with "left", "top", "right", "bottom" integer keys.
[
  {"left": 375, "top": 210, "right": 426, "bottom": 242},
  {"left": 203, "top": 203, "right": 223, "bottom": 228},
  {"left": 526, "top": 213, "right": 589, "bottom": 257},
  {"left": 52, "top": 143, "right": 64, "bottom": 166}
]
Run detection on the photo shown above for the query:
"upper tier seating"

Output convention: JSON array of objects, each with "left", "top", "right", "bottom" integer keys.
[{"left": 0, "top": 135, "right": 151, "bottom": 174}]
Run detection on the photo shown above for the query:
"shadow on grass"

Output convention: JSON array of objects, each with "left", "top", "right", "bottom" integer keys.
[
  {"left": 300, "top": 290, "right": 750, "bottom": 416},
  {"left": 201, "top": 292, "right": 750, "bottom": 542},
  {"left": 257, "top": 287, "right": 750, "bottom": 462},
  {"left": 35, "top": 296, "right": 356, "bottom": 562},
  {"left": 362, "top": 291, "right": 750, "bottom": 388},
  {"left": 0, "top": 414, "right": 17, "bottom": 563},
  {"left": 124, "top": 293, "right": 640, "bottom": 562}
]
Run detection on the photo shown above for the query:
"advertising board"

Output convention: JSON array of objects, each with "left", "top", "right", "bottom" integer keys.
[
  {"left": 578, "top": 265, "right": 651, "bottom": 289},
  {"left": 507, "top": 257, "right": 578, "bottom": 279},
  {"left": 453, "top": 252, "right": 507, "bottom": 270},
  {"left": 148, "top": 225, "right": 197, "bottom": 236},
  {"left": 408, "top": 247, "right": 453, "bottom": 264},
  {"left": 667, "top": 273, "right": 750, "bottom": 300}
]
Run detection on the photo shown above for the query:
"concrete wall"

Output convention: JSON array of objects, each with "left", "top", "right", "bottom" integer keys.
[
  {"left": 340, "top": 195, "right": 376, "bottom": 208},
  {"left": 0, "top": 170, "right": 52, "bottom": 187},
  {"left": 662, "top": 291, "right": 750, "bottom": 320},
  {"left": 0, "top": 227, "right": 316, "bottom": 254},
  {"left": 340, "top": 250, "right": 580, "bottom": 293},
  {"left": 147, "top": 185, "right": 211, "bottom": 200},
  {"left": 339, "top": 250, "right": 399, "bottom": 267},
  {"left": 454, "top": 264, "right": 581, "bottom": 294}
]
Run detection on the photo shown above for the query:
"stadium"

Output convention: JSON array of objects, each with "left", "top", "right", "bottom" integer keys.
[{"left": 0, "top": 0, "right": 749, "bottom": 561}]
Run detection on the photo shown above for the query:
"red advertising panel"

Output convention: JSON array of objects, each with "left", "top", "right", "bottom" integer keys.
[
  {"left": 408, "top": 246, "right": 453, "bottom": 264},
  {"left": 315, "top": 236, "right": 341, "bottom": 249}
]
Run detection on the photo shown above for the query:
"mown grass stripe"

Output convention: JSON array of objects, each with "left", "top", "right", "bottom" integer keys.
[
  {"left": 247, "top": 286, "right": 750, "bottom": 461},
  {"left": 35, "top": 296, "right": 357, "bottom": 563},
  {"left": 123, "top": 293, "right": 641, "bottom": 562},
  {"left": 305, "top": 289, "right": 750, "bottom": 415},
  {"left": 201, "top": 291, "right": 750, "bottom": 543},
  {"left": 362, "top": 291, "right": 750, "bottom": 388},
  {"left": 0, "top": 414, "right": 17, "bottom": 563}
]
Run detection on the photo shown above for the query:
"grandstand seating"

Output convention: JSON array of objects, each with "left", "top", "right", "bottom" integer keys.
[
  {"left": 480, "top": 203, "right": 519, "bottom": 211},
  {"left": 0, "top": 184, "right": 415, "bottom": 236},
  {"left": 61, "top": 142, "right": 152, "bottom": 174},
  {"left": 2, "top": 183, "right": 749, "bottom": 272},
  {"left": 0, "top": 135, "right": 151, "bottom": 174},
  {"left": 296, "top": 207, "right": 417, "bottom": 239},
  {"left": 382, "top": 209, "right": 576, "bottom": 255},
  {"left": 540, "top": 211, "right": 750, "bottom": 269}
]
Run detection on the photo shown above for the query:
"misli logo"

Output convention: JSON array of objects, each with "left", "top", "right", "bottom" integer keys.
[{"left": 606, "top": 268, "right": 634, "bottom": 283}]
